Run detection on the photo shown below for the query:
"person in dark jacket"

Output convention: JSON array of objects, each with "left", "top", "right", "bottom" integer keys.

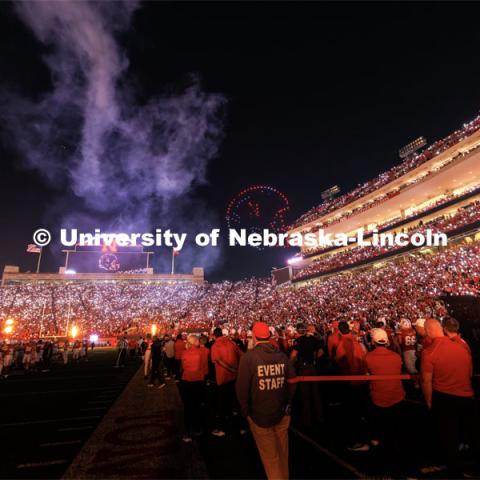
[
  {"left": 42, "top": 341, "right": 53, "bottom": 372},
  {"left": 290, "top": 323, "right": 324, "bottom": 428},
  {"left": 148, "top": 336, "right": 166, "bottom": 389},
  {"left": 236, "top": 322, "right": 296, "bottom": 480}
]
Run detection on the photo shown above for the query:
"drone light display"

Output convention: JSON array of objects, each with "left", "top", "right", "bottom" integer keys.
[{"left": 225, "top": 185, "right": 290, "bottom": 250}]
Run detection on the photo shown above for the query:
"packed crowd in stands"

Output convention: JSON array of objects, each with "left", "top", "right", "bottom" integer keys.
[
  {"left": 1, "top": 239, "right": 479, "bottom": 341},
  {"left": 294, "top": 200, "right": 480, "bottom": 279},
  {"left": 291, "top": 114, "right": 480, "bottom": 229}
]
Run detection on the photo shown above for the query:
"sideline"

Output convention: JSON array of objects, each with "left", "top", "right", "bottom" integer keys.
[{"left": 63, "top": 368, "right": 208, "bottom": 479}]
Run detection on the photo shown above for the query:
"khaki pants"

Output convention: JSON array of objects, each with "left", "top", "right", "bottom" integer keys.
[
  {"left": 248, "top": 415, "right": 290, "bottom": 480},
  {"left": 144, "top": 350, "right": 151, "bottom": 377}
]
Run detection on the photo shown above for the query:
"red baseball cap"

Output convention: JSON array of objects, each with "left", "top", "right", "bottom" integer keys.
[{"left": 252, "top": 322, "right": 270, "bottom": 340}]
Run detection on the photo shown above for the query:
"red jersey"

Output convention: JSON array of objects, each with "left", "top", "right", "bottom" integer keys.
[
  {"left": 398, "top": 328, "right": 417, "bottom": 352},
  {"left": 199, "top": 346, "right": 209, "bottom": 376},
  {"left": 181, "top": 347, "right": 204, "bottom": 382},
  {"left": 211, "top": 336, "right": 241, "bottom": 385},
  {"left": 421, "top": 336, "right": 473, "bottom": 397},
  {"left": 366, "top": 347, "right": 405, "bottom": 407},
  {"left": 174, "top": 339, "right": 186, "bottom": 360},
  {"left": 335, "top": 333, "right": 367, "bottom": 382},
  {"left": 327, "top": 331, "right": 342, "bottom": 359},
  {"left": 450, "top": 335, "right": 471, "bottom": 355}
]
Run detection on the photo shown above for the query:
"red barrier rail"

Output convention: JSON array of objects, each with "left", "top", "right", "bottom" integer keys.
[
  {"left": 288, "top": 374, "right": 415, "bottom": 383},
  {"left": 288, "top": 374, "right": 480, "bottom": 383}
]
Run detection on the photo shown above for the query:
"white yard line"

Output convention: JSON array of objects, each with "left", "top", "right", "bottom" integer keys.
[
  {"left": 40, "top": 440, "right": 83, "bottom": 448},
  {"left": 16, "top": 459, "right": 68, "bottom": 469},
  {"left": 0, "top": 415, "right": 100, "bottom": 428},
  {"left": 290, "top": 426, "right": 366, "bottom": 479},
  {"left": 57, "top": 425, "right": 94, "bottom": 432}
]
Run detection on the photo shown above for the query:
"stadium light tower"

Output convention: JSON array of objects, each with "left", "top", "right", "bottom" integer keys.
[
  {"left": 399, "top": 136, "right": 427, "bottom": 159},
  {"left": 321, "top": 185, "right": 340, "bottom": 202}
]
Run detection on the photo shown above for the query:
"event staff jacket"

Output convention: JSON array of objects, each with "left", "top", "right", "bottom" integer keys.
[{"left": 236, "top": 342, "right": 296, "bottom": 428}]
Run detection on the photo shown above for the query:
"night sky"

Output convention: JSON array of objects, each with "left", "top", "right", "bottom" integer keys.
[{"left": 1, "top": 1, "right": 480, "bottom": 281}]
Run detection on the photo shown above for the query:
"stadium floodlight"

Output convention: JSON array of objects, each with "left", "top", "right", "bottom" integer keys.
[
  {"left": 321, "top": 185, "right": 340, "bottom": 202},
  {"left": 399, "top": 136, "right": 427, "bottom": 159}
]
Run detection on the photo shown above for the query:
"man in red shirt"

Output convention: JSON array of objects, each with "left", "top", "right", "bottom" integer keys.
[
  {"left": 180, "top": 335, "right": 204, "bottom": 442},
  {"left": 335, "top": 321, "right": 369, "bottom": 451},
  {"left": 199, "top": 334, "right": 210, "bottom": 380},
  {"left": 210, "top": 327, "right": 242, "bottom": 437},
  {"left": 327, "top": 321, "right": 342, "bottom": 363},
  {"left": 366, "top": 328, "right": 405, "bottom": 461},
  {"left": 174, "top": 334, "right": 186, "bottom": 382},
  {"left": 442, "top": 316, "right": 471, "bottom": 354},
  {"left": 335, "top": 322, "right": 367, "bottom": 380},
  {"left": 421, "top": 318, "right": 475, "bottom": 477}
]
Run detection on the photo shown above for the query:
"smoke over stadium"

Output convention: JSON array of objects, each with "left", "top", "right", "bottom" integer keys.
[{"left": 0, "top": 1, "right": 225, "bottom": 273}]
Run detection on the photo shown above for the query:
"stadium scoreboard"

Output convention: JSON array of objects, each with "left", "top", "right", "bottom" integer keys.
[{"left": 63, "top": 242, "right": 149, "bottom": 273}]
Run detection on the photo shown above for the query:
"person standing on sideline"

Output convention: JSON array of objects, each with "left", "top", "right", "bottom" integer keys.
[
  {"left": 421, "top": 318, "right": 477, "bottom": 477},
  {"left": 290, "top": 323, "right": 324, "bottom": 428},
  {"left": 148, "top": 335, "right": 166, "bottom": 389},
  {"left": 180, "top": 335, "right": 204, "bottom": 442},
  {"left": 365, "top": 328, "right": 405, "bottom": 462},
  {"left": 128, "top": 337, "right": 137, "bottom": 360},
  {"left": 236, "top": 322, "right": 296, "bottom": 480},
  {"left": 210, "top": 327, "right": 242, "bottom": 437},
  {"left": 143, "top": 333, "right": 153, "bottom": 379},
  {"left": 115, "top": 336, "right": 128, "bottom": 368},
  {"left": 199, "top": 335, "right": 210, "bottom": 381},
  {"left": 61, "top": 340, "right": 69, "bottom": 365},
  {"left": 174, "top": 334, "right": 186, "bottom": 381},
  {"left": 163, "top": 334, "right": 175, "bottom": 379},
  {"left": 42, "top": 340, "right": 53, "bottom": 372},
  {"left": 335, "top": 321, "right": 368, "bottom": 451}
]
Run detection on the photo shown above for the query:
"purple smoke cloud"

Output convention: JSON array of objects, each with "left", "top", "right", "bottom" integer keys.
[{"left": 1, "top": 1, "right": 226, "bottom": 273}]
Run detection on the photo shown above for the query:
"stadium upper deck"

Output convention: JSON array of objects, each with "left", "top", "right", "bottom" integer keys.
[
  {"left": 286, "top": 114, "right": 480, "bottom": 284},
  {"left": 290, "top": 114, "right": 480, "bottom": 237}
]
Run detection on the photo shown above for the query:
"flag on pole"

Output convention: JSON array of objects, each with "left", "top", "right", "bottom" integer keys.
[
  {"left": 171, "top": 248, "right": 180, "bottom": 275},
  {"left": 27, "top": 244, "right": 41, "bottom": 253}
]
